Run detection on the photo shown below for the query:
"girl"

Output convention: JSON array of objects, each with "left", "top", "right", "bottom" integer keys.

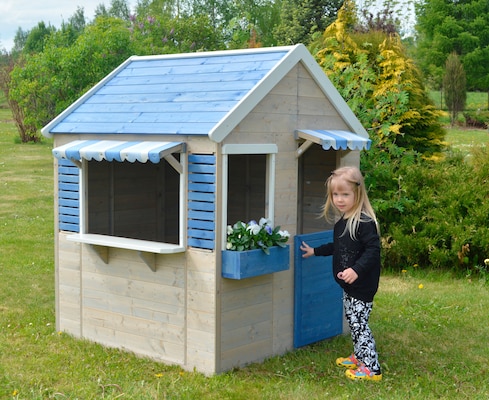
[{"left": 300, "top": 166, "right": 382, "bottom": 381}]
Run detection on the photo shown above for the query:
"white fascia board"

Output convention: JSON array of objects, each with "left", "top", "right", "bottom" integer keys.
[{"left": 41, "top": 57, "right": 135, "bottom": 138}]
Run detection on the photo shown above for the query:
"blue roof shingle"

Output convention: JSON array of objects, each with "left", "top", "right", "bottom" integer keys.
[{"left": 44, "top": 48, "right": 289, "bottom": 136}]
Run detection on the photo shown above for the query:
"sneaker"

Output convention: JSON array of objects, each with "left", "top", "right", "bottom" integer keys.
[
  {"left": 335, "top": 354, "right": 360, "bottom": 369},
  {"left": 345, "top": 364, "right": 382, "bottom": 381}
]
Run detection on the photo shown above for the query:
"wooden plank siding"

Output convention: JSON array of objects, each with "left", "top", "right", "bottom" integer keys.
[
  {"left": 186, "top": 248, "right": 218, "bottom": 373},
  {"left": 218, "top": 66, "right": 304, "bottom": 370},
  {"left": 56, "top": 244, "right": 220, "bottom": 372},
  {"left": 217, "top": 62, "right": 356, "bottom": 370},
  {"left": 296, "top": 64, "right": 351, "bottom": 129},
  {"left": 80, "top": 244, "right": 187, "bottom": 365},
  {"left": 57, "top": 233, "right": 82, "bottom": 335}
]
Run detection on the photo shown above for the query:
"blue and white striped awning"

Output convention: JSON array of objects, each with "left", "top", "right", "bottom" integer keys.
[
  {"left": 52, "top": 140, "right": 185, "bottom": 164},
  {"left": 295, "top": 129, "right": 371, "bottom": 151}
]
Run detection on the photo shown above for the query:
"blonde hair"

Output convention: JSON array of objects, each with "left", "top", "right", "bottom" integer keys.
[{"left": 321, "top": 166, "right": 379, "bottom": 239}]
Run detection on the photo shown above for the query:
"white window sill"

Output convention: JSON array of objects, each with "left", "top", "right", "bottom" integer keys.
[
  {"left": 67, "top": 233, "right": 184, "bottom": 253},
  {"left": 67, "top": 234, "right": 185, "bottom": 271}
]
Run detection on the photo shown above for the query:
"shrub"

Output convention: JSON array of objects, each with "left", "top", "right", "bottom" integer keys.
[
  {"left": 463, "top": 110, "right": 489, "bottom": 128},
  {"left": 364, "top": 144, "right": 489, "bottom": 273}
]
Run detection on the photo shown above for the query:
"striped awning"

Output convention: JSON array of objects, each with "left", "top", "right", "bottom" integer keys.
[
  {"left": 52, "top": 140, "right": 185, "bottom": 164},
  {"left": 295, "top": 129, "right": 371, "bottom": 151}
]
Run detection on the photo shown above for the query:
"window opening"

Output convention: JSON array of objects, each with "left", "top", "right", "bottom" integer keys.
[
  {"left": 227, "top": 154, "right": 266, "bottom": 225},
  {"left": 297, "top": 144, "right": 335, "bottom": 234},
  {"left": 87, "top": 157, "right": 180, "bottom": 244}
]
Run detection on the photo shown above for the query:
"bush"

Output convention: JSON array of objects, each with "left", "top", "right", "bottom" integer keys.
[
  {"left": 363, "top": 144, "right": 489, "bottom": 273},
  {"left": 463, "top": 110, "right": 489, "bottom": 128}
]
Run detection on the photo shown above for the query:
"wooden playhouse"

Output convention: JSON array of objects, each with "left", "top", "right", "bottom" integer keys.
[{"left": 42, "top": 44, "right": 371, "bottom": 375}]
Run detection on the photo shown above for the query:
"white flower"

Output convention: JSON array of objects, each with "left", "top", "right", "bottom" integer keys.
[
  {"left": 259, "top": 217, "right": 271, "bottom": 227},
  {"left": 227, "top": 225, "right": 233, "bottom": 235},
  {"left": 279, "top": 230, "right": 290, "bottom": 239},
  {"left": 484, "top": 259, "right": 489, "bottom": 267},
  {"left": 247, "top": 223, "right": 261, "bottom": 235},
  {"left": 226, "top": 242, "right": 233, "bottom": 249}
]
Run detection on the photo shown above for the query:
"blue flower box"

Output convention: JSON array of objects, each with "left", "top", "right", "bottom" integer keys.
[{"left": 221, "top": 245, "right": 290, "bottom": 279}]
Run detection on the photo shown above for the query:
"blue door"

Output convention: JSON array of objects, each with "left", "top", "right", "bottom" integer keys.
[{"left": 293, "top": 230, "right": 343, "bottom": 348}]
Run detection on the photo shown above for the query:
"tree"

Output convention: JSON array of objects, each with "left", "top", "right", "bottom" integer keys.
[
  {"left": 108, "top": 0, "right": 132, "bottom": 20},
  {"left": 7, "top": 5, "right": 227, "bottom": 135},
  {"left": 443, "top": 52, "right": 466, "bottom": 126},
  {"left": 12, "top": 27, "right": 29, "bottom": 55},
  {"left": 135, "top": 0, "right": 180, "bottom": 18},
  {"left": 129, "top": 12, "right": 222, "bottom": 54},
  {"left": 416, "top": 0, "right": 489, "bottom": 99},
  {"left": 0, "top": 56, "right": 39, "bottom": 142},
  {"left": 95, "top": 0, "right": 131, "bottom": 20},
  {"left": 9, "top": 17, "right": 136, "bottom": 134},
  {"left": 274, "top": 0, "right": 343, "bottom": 45},
  {"left": 223, "top": 0, "right": 282, "bottom": 48},
  {"left": 310, "top": 0, "right": 445, "bottom": 156},
  {"left": 23, "top": 21, "right": 56, "bottom": 54},
  {"left": 58, "top": 6, "right": 87, "bottom": 46}
]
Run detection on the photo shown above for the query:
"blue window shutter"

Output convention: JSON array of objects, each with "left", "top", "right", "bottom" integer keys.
[
  {"left": 57, "top": 159, "right": 80, "bottom": 232},
  {"left": 187, "top": 154, "right": 216, "bottom": 249}
]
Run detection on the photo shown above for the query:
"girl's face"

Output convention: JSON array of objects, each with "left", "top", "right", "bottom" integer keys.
[{"left": 331, "top": 179, "right": 356, "bottom": 215}]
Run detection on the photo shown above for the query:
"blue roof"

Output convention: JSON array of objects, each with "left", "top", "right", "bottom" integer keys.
[{"left": 42, "top": 44, "right": 368, "bottom": 142}]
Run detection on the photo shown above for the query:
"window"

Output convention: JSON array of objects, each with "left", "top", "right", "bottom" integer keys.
[
  {"left": 221, "top": 144, "right": 277, "bottom": 247},
  {"left": 52, "top": 140, "right": 187, "bottom": 258},
  {"left": 87, "top": 158, "right": 180, "bottom": 244}
]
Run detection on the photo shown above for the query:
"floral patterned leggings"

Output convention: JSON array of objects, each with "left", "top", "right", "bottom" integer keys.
[{"left": 343, "top": 293, "right": 381, "bottom": 373}]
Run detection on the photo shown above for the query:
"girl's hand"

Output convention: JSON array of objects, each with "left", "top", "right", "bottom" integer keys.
[
  {"left": 337, "top": 268, "right": 358, "bottom": 284},
  {"left": 300, "top": 241, "right": 314, "bottom": 258}
]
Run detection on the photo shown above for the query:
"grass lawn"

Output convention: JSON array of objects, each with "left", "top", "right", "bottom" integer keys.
[
  {"left": 1, "top": 107, "right": 489, "bottom": 399},
  {"left": 429, "top": 90, "right": 488, "bottom": 111},
  {"left": 444, "top": 126, "right": 489, "bottom": 151}
]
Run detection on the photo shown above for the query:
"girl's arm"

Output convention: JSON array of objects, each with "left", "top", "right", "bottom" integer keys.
[
  {"left": 301, "top": 241, "right": 334, "bottom": 258},
  {"left": 300, "top": 241, "right": 315, "bottom": 258}
]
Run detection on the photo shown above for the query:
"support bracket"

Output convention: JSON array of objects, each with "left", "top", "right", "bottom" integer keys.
[
  {"left": 90, "top": 244, "right": 109, "bottom": 264},
  {"left": 138, "top": 251, "right": 157, "bottom": 272}
]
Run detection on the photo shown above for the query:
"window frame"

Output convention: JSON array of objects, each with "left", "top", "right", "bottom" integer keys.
[
  {"left": 68, "top": 152, "right": 187, "bottom": 257},
  {"left": 221, "top": 144, "right": 278, "bottom": 249}
]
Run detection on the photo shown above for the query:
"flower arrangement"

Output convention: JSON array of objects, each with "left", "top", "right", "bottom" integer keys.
[{"left": 226, "top": 217, "right": 290, "bottom": 255}]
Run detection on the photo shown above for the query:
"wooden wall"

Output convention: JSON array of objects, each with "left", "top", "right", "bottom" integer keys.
[
  {"left": 218, "top": 62, "right": 355, "bottom": 370},
  {"left": 57, "top": 232, "right": 82, "bottom": 335},
  {"left": 57, "top": 230, "right": 222, "bottom": 374}
]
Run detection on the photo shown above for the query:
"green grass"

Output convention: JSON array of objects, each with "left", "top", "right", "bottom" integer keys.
[
  {"left": 429, "top": 90, "right": 488, "bottom": 111},
  {"left": 1, "top": 108, "right": 489, "bottom": 399},
  {"left": 444, "top": 126, "right": 489, "bottom": 151}
]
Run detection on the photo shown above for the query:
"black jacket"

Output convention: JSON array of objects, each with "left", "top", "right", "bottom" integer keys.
[{"left": 314, "top": 215, "right": 381, "bottom": 302}]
